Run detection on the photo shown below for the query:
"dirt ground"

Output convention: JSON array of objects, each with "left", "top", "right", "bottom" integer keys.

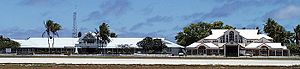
[{"left": 0, "top": 64, "right": 300, "bottom": 69}]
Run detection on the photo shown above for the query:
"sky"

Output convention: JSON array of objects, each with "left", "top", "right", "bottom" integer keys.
[{"left": 0, "top": 0, "right": 300, "bottom": 41}]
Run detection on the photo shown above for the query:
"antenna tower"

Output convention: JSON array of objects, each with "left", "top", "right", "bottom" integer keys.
[{"left": 72, "top": 6, "right": 78, "bottom": 38}]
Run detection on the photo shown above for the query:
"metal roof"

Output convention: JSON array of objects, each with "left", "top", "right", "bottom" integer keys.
[
  {"left": 204, "top": 29, "right": 272, "bottom": 39},
  {"left": 14, "top": 38, "right": 182, "bottom": 48}
]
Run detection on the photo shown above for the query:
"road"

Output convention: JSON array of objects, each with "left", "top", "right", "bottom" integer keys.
[{"left": 0, "top": 58, "right": 299, "bottom": 66}]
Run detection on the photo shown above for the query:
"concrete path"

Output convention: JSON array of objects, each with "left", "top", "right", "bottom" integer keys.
[{"left": 0, "top": 58, "right": 299, "bottom": 66}]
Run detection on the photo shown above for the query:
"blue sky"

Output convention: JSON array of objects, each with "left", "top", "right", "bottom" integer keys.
[{"left": 1, "top": 0, "right": 300, "bottom": 41}]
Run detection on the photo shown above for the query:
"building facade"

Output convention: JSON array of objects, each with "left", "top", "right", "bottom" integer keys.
[
  {"left": 186, "top": 29, "right": 290, "bottom": 57},
  {"left": 14, "top": 32, "right": 183, "bottom": 55}
]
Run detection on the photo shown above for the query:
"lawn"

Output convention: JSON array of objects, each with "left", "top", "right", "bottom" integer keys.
[
  {"left": 1, "top": 55, "right": 300, "bottom": 60},
  {"left": 0, "top": 64, "right": 299, "bottom": 69}
]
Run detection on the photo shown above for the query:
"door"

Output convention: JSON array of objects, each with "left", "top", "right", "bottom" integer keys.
[{"left": 225, "top": 45, "right": 239, "bottom": 57}]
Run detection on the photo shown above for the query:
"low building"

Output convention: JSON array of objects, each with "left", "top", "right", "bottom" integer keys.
[
  {"left": 14, "top": 38, "right": 79, "bottom": 54},
  {"left": 75, "top": 32, "right": 183, "bottom": 55},
  {"left": 14, "top": 32, "right": 183, "bottom": 55},
  {"left": 186, "top": 29, "right": 290, "bottom": 57}
]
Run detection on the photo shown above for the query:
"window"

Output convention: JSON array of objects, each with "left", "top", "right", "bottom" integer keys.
[
  {"left": 229, "top": 31, "right": 234, "bottom": 41},
  {"left": 226, "top": 35, "right": 228, "bottom": 42},
  {"left": 239, "top": 36, "right": 243, "bottom": 43},
  {"left": 235, "top": 35, "right": 238, "bottom": 42},
  {"left": 213, "top": 40, "right": 218, "bottom": 42},
  {"left": 221, "top": 36, "right": 225, "bottom": 43},
  {"left": 247, "top": 40, "right": 253, "bottom": 43}
]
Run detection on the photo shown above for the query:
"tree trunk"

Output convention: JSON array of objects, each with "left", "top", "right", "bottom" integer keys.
[
  {"left": 101, "top": 43, "right": 104, "bottom": 54},
  {"left": 184, "top": 46, "right": 187, "bottom": 56},
  {"left": 296, "top": 32, "right": 299, "bottom": 45},
  {"left": 52, "top": 38, "right": 55, "bottom": 48},
  {"left": 52, "top": 37, "right": 55, "bottom": 54},
  {"left": 48, "top": 37, "right": 50, "bottom": 54}
]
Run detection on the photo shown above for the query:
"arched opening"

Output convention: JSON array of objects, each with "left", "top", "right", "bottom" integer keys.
[
  {"left": 229, "top": 31, "right": 234, "bottom": 41},
  {"left": 260, "top": 46, "right": 269, "bottom": 56},
  {"left": 225, "top": 45, "right": 239, "bottom": 57},
  {"left": 198, "top": 46, "right": 207, "bottom": 55}
]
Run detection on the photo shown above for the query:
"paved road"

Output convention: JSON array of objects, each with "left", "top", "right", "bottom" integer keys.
[{"left": 0, "top": 58, "right": 299, "bottom": 66}]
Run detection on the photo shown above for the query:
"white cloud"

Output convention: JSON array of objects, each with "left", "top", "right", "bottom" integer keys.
[{"left": 264, "top": 5, "right": 300, "bottom": 20}]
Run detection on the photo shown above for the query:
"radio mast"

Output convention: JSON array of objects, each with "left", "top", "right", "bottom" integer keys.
[{"left": 72, "top": 6, "right": 78, "bottom": 38}]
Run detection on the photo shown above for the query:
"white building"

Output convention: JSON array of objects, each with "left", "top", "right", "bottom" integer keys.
[
  {"left": 75, "top": 32, "right": 183, "bottom": 54},
  {"left": 186, "top": 29, "right": 289, "bottom": 57},
  {"left": 14, "top": 32, "right": 183, "bottom": 55}
]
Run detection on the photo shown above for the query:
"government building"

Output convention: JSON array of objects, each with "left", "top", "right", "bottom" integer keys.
[
  {"left": 186, "top": 29, "right": 290, "bottom": 57},
  {"left": 13, "top": 32, "right": 183, "bottom": 55},
  {"left": 12, "top": 29, "right": 290, "bottom": 57}
]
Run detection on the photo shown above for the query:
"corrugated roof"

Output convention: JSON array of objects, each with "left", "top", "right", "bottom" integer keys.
[
  {"left": 163, "top": 40, "right": 183, "bottom": 48},
  {"left": 105, "top": 38, "right": 143, "bottom": 48},
  {"left": 245, "top": 43, "right": 287, "bottom": 49},
  {"left": 15, "top": 38, "right": 79, "bottom": 48},
  {"left": 204, "top": 29, "right": 227, "bottom": 39},
  {"left": 204, "top": 29, "right": 272, "bottom": 39},
  {"left": 15, "top": 38, "right": 181, "bottom": 48},
  {"left": 187, "top": 43, "right": 219, "bottom": 49},
  {"left": 105, "top": 38, "right": 182, "bottom": 48}
]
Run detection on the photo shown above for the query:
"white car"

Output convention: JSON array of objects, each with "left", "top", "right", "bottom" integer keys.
[{"left": 178, "top": 53, "right": 184, "bottom": 56}]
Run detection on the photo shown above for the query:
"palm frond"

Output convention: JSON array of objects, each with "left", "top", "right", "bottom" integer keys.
[{"left": 42, "top": 31, "right": 46, "bottom": 38}]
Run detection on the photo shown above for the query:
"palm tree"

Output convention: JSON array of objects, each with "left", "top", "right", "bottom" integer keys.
[
  {"left": 42, "top": 20, "right": 54, "bottom": 53},
  {"left": 95, "top": 23, "right": 111, "bottom": 54},
  {"left": 42, "top": 20, "right": 62, "bottom": 53},
  {"left": 263, "top": 18, "right": 287, "bottom": 43},
  {"left": 294, "top": 24, "right": 300, "bottom": 45},
  {"left": 50, "top": 23, "right": 62, "bottom": 48}
]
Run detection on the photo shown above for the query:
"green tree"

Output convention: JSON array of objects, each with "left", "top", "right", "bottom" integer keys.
[
  {"left": 294, "top": 24, "right": 300, "bottom": 45},
  {"left": 137, "top": 37, "right": 167, "bottom": 53},
  {"left": 256, "top": 27, "right": 262, "bottom": 34},
  {"left": 0, "top": 35, "right": 20, "bottom": 50},
  {"left": 42, "top": 20, "right": 62, "bottom": 53},
  {"left": 263, "top": 18, "right": 292, "bottom": 45},
  {"left": 287, "top": 44, "right": 300, "bottom": 55},
  {"left": 222, "top": 25, "right": 234, "bottom": 29},
  {"left": 176, "top": 22, "right": 211, "bottom": 47},
  {"left": 50, "top": 23, "right": 62, "bottom": 48},
  {"left": 175, "top": 21, "right": 234, "bottom": 55},
  {"left": 210, "top": 21, "right": 224, "bottom": 29},
  {"left": 95, "top": 23, "right": 112, "bottom": 53},
  {"left": 110, "top": 32, "right": 118, "bottom": 38}
]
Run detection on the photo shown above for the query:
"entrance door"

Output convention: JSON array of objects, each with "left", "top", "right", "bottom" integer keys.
[{"left": 225, "top": 45, "right": 239, "bottom": 57}]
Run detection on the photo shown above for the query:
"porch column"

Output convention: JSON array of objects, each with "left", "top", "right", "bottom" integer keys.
[
  {"left": 281, "top": 50, "right": 283, "bottom": 56},
  {"left": 191, "top": 49, "right": 193, "bottom": 55},
  {"left": 217, "top": 49, "right": 220, "bottom": 56},
  {"left": 224, "top": 46, "right": 226, "bottom": 57},
  {"left": 288, "top": 50, "right": 290, "bottom": 56},
  {"left": 275, "top": 50, "right": 277, "bottom": 56},
  {"left": 267, "top": 50, "right": 269, "bottom": 56},
  {"left": 197, "top": 49, "right": 199, "bottom": 55},
  {"left": 238, "top": 46, "right": 240, "bottom": 57},
  {"left": 205, "top": 50, "right": 207, "bottom": 55},
  {"left": 259, "top": 50, "right": 260, "bottom": 56},
  {"left": 75, "top": 47, "right": 78, "bottom": 54}
]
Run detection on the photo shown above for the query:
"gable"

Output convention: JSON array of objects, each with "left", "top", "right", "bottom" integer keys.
[{"left": 204, "top": 29, "right": 273, "bottom": 40}]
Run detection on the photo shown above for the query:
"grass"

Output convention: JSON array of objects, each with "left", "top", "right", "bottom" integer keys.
[{"left": 0, "top": 64, "right": 299, "bottom": 69}]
